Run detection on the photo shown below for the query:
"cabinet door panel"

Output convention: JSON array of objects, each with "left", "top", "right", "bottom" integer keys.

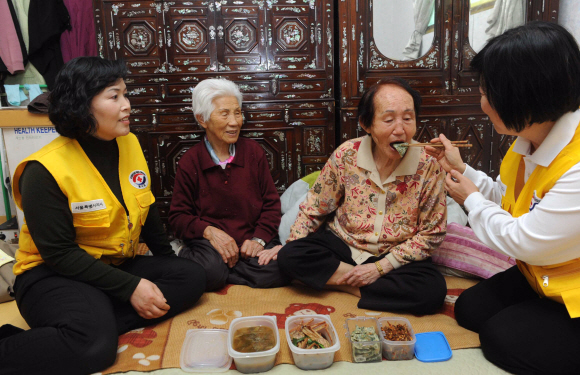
[
  {"left": 95, "top": 1, "right": 165, "bottom": 70},
  {"left": 303, "top": 127, "right": 327, "bottom": 156},
  {"left": 158, "top": 114, "right": 196, "bottom": 125},
  {"left": 165, "top": 1, "right": 215, "bottom": 72},
  {"left": 244, "top": 101, "right": 334, "bottom": 181},
  {"left": 291, "top": 108, "right": 327, "bottom": 120},
  {"left": 339, "top": 109, "right": 362, "bottom": 142},
  {"left": 269, "top": 4, "right": 318, "bottom": 71},
  {"left": 446, "top": 115, "right": 493, "bottom": 174},
  {"left": 219, "top": 2, "right": 266, "bottom": 72},
  {"left": 241, "top": 130, "right": 292, "bottom": 191},
  {"left": 149, "top": 130, "right": 204, "bottom": 197},
  {"left": 280, "top": 80, "right": 327, "bottom": 94},
  {"left": 490, "top": 133, "right": 517, "bottom": 180},
  {"left": 246, "top": 110, "right": 284, "bottom": 122},
  {"left": 415, "top": 117, "right": 446, "bottom": 144}
]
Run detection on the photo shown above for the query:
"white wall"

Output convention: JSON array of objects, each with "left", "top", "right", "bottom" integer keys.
[{"left": 558, "top": 0, "right": 580, "bottom": 45}]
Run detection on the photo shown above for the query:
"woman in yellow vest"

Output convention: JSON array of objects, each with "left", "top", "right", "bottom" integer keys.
[
  {"left": 427, "top": 22, "right": 580, "bottom": 374},
  {"left": 0, "top": 57, "right": 206, "bottom": 375}
]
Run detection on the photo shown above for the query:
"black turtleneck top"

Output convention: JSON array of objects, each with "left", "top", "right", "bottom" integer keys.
[{"left": 18, "top": 135, "right": 174, "bottom": 301}]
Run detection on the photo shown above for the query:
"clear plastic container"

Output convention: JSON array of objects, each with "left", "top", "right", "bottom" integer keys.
[
  {"left": 378, "top": 317, "right": 416, "bottom": 360},
  {"left": 180, "top": 329, "right": 232, "bottom": 372},
  {"left": 227, "top": 315, "right": 280, "bottom": 374},
  {"left": 344, "top": 317, "right": 382, "bottom": 363},
  {"left": 285, "top": 314, "right": 340, "bottom": 370}
]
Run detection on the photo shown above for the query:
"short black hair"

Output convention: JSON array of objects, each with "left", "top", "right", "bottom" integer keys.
[
  {"left": 48, "top": 57, "right": 128, "bottom": 139},
  {"left": 471, "top": 21, "right": 580, "bottom": 132},
  {"left": 357, "top": 77, "right": 422, "bottom": 131}
]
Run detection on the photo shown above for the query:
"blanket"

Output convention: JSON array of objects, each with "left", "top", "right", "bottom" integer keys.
[{"left": 101, "top": 276, "right": 479, "bottom": 373}]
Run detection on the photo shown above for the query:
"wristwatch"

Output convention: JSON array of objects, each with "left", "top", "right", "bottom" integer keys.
[{"left": 251, "top": 237, "right": 266, "bottom": 247}]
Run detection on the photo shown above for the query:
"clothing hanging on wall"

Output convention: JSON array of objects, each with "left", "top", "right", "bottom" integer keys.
[
  {"left": 0, "top": 0, "right": 28, "bottom": 75},
  {"left": 27, "top": 0, "right": 70, "bottom": 89},
  {"left": 4, "top": 0, "right": 46, "bottom": 87},
  {"left": 60, "top": 0, "right": 97, "bottom": 63}
]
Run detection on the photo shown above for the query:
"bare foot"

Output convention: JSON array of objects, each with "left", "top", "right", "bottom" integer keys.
[
  {"left": 327, "top": 262, "right": 355, "bottom": 285},
  {"left": 323, "top": 284, "right": 361, "bottom": 298}
]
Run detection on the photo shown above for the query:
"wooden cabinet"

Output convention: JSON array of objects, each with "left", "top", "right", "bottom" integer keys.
[
  {"left": 93, "top": 0, "right": 335, "bottom": 232},
  {"left": 338, "top": 0, "right": 559, "bottom": 178}
]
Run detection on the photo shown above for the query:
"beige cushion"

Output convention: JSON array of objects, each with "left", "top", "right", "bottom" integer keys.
[{"left": 0, "top": 241, "right": 17, "bottom": 304}]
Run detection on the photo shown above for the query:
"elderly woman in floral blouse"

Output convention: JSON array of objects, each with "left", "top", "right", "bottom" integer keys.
[{"left": 271, "top": 77, "right": 447, "bottom": 314}]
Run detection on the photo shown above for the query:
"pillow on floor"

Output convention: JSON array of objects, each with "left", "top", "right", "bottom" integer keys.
[
  {"left": 432, "top": 222, "right": 516, "bottom": 279},
  {"left": 0, "top": 241, "right": 17, "bottom": 303},
  {"left": 279, "top": 171, "right": 321, "bottom": 243}
]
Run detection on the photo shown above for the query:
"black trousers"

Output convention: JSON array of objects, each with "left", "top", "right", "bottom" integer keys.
[
  {"left": 0, "top": 256, "right": 205, "bottom": 375},
  {"left": 277, "top": 229, "right": 447, "bottom": 314},
  {"left": 455, "top": 265, "right": 580, "bottom": 375},
  {"left": 180, "top": 238, "right": 291, "bottom": 292}
]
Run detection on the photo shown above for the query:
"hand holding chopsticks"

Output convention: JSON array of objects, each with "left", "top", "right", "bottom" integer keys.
[{"left": 422, "top": 134, "right": 468, "bottom": 174}]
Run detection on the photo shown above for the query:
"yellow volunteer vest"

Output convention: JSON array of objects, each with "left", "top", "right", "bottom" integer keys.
[
  {"left": 500, "top": 121, "right": 580, "bottom": 318},
  {"left": 12, "top": 133, "right": 155, "bottom": 275}
]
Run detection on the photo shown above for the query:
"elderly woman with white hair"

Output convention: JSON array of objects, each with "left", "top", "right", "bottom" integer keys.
[{"left": 169, "top": 78, "right": 290, "bottom": 291}]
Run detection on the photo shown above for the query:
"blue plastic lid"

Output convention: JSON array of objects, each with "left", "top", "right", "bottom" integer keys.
[{"left": 414, "top": 331, "right": 452, "bottom": 362}]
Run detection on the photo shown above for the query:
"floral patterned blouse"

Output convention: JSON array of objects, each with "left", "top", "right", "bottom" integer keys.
[{"left": 287, "top": 136, "right": 447, "bottom": 267}]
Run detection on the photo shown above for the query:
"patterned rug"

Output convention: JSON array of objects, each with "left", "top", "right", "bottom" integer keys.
[{"left": 101, "top": 276, "right": 479, "bottom": 374}]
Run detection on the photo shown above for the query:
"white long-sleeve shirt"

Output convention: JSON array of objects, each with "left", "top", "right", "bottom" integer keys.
[{"left": 463, "top": 110, "right": 580, "bottom": 266}]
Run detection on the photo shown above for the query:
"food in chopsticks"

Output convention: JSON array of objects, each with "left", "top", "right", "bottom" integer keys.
[
  {"left": 393, "top": 142, "right": 410, "bottom": 157},
  {"left": 290, "top": 319, "right": 332, "bottom": 349}
]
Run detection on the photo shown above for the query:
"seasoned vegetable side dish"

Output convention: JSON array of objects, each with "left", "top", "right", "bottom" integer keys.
[
  {"left": 381, "top": 322, "right": 412, "bottom": 341},
  {"left": 350, "top": 325, "right": 382, "bottom": 363},
  {"left": 290, "top": 319, "right": 333, "bottom": 349}
]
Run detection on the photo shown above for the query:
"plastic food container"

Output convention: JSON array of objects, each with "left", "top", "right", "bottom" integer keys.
[
  {"left": 344, "top": 317, "right": 382, "bottom": 363},
  {"left": 227, "top": 315, "right": 280, "bottom": 374},
  {"left": 180, "top": 329, "right": 232, "bottom": 372},
  {"left": 378, "top": 317, "right": 416, "bottom": 360},
  {"left": 285, "top": 314, "right": 340, "bottom": 370}
]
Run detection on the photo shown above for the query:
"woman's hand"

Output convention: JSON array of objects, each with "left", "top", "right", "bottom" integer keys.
[
  {"left": 203, "top": 226, "right": 239, "bottom": 268},
  {"left": 130, "top": 278, "right": 170, "bottom": 319},
  {"left": 425, "top": 134, "right": 466, "bottom": 174},
  {"left": 336, "top": 263, "right": 383, "bottom": 288},
  {"left": 257, "top": 245, "right": 283, "bottom": 265},
  {"left": 446, "top": 169, "right": 479, "bottom": 205},
  {"left": 240, "top": 239, "right": 264, "bottom": 258}
]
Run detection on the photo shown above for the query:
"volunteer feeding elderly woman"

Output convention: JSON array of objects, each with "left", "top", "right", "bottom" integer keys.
[
  {"left": 169, "top": 78, "right": 290, "bottom": 291},
  {"left": 0, "top": 57, "right": 206, "bottom": 375},
  {"left": 274, "top": 77, "right": 448, "bottom": 314},
  {"left": 426, "top": 22, "right": 580, "bottom": 375}
]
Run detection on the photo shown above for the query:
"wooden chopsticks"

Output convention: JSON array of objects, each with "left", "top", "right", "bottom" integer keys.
[{"left": 408, "top": 140, "right": 472, "bottom": 148}]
